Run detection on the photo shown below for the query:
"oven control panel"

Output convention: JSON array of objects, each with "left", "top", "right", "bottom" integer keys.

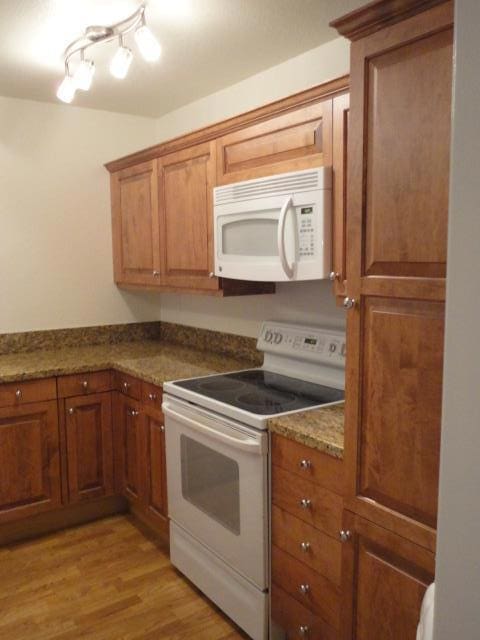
[{"left": 258, "top": 321, "right": 346, "bottom": 367}]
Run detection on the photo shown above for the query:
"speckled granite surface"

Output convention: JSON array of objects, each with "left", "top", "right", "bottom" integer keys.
[
  {"left": 267, "top": 403, "right": 345, "bottom": 459},
  {"left": 0, "top": 340, "right": 254, "bottom": 385}
]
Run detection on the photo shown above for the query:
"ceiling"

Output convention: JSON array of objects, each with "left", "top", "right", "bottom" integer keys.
[{"left": 0, "top": 0, "right": 363, "bottom": 118}]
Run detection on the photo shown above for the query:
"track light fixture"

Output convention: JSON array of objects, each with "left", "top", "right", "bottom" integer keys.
[{"left": 56, "top": 4, "right": 160, "bottom": 104}]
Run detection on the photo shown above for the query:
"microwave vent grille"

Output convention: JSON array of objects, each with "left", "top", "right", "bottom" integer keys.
[{"left": 214, "top": 168, "right": 326, "bottom": 205}]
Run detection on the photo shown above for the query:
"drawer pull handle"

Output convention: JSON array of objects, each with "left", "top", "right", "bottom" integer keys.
[
  {"left": 300, "top": 498, "right": 312, "bottom": 509},
  {"left": 81, "top": 380, "right": 89, "bottom": 389},
  {"left": 148, "top": 392, "right": 157, "bottom": 401},
  {"left": 15, "top": 389, "right": 22, "bottom": 399},
  {"left": 300, "top": 541, "right": 310, "bottom": 552},
  {"left": 299, "top": 459, "right": 311, "bottom": 470},
  {"left": 128, "top": 409, "right": 139, "bottom": 417},
  {"left": 299, "top": 626, "right": 309, "bottom": 636},
  {"left": 122, "top": 382, "right": 130, "bottom": 391},
  {"left": 339, "top": 529, "right": 352, "bottom": 542},
  {"left": 299, "top": 584, "right": 310, "bottom": 595}
]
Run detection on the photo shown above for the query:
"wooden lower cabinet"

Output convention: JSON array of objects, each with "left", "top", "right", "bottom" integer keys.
[
  {"left": 114, "top": 393, "right": 144, "bottom": 503},
  {"left": 64, "top": 392, "right": 114, "bottom": 503},
  {"left": 0, "top": 400, "right": 61, "bottom": 522},
  {"left": 113, "top": 384, "right": 168, "bottom": 530},
  {"left": 272, "top": 584, "right": 337, "bottom": 640},
  {"left": 340, "top": 511, "right": 435, "bottom": 640}
]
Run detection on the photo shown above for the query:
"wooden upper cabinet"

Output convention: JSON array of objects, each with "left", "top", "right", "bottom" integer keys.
[
  {"left": 331, "top": 0, "right": 453, "bottom": 551},
  {"left": 341, "top": 511, "right": 435, "bottom": 640},
  {"left": 331, "top": 92, "right": 349, "bottom": 298},
  {"left": 0, "top": 401, "right": 61, "bottom": 522},
  {"left": 216, "top": 100, "right": 333, "bottom": 185},
  {"left": 110, "top": 160, "right": 160, "bottom": 287},
  {"left": 158, "top": 142, "right": 218, "bottom": 291},
  {"left": 64, "top": 392, "right": 114, "bottom": 503}
]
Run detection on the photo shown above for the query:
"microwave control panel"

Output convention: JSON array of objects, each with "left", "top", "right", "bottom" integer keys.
[
  {"left": 258, "top": 321, "right": 346, "bottom": 367},
  {"left": 298, "top": 206, "right": 316, "bottom": 258}
]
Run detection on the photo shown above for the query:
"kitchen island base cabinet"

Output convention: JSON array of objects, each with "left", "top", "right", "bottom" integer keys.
[
  {"left": 340, "top": 511, "right": 435, "bottom": 640},
  {"left": 0, "top": 400, "right": 61, "bottom": 523}
]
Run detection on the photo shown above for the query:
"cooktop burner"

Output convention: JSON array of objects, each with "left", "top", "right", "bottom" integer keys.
[{"left": 173, "top": 369, "right": 344, "bottom": 416}]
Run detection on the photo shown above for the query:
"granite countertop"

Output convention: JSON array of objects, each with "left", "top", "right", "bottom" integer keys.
[
  {"left": 0, "top": 338, "right": 345, "bottom": 458},
  {"left": 0, "top": 340, "right": 254, "bottom": 386},
  {"left": 268, "top": 403, "right": 345, "bottom": 459}
]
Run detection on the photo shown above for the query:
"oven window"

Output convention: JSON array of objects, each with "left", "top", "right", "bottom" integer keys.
[
  {"left": 222, "top": 218, "right": 278, "bottom": 256},
  {"left": 180, "top": 435, "right": 241, "bottom": 535}
]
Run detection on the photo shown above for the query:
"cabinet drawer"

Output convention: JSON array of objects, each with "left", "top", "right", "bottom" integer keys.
[
  {"left": 0, "top": 378, "right": 57, "bottom": 408},
  {"left": 57, "top": 370, "right": 113, "bottom": 398},
  {"left": 114, "top": 371, "right": 142, "bottom": 400},
  {"left": 272, "top": 505, "right": 342, "bottom": 587},
  {"left": 272, "top": 545, "right": 340, "bottom": 631},
  {"left": 141, "top": 381, "right": 163, "bottom": 413},
  {"left": 271, "top": 584, "right": 337, "bottom": 640},
  {"left": 272, "top": 433, "right": 344, "bottom": 495},
  {"left": 272, "top": 465, "right": 342, "bottom": 538}
]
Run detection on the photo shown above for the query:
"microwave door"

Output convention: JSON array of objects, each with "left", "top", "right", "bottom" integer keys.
[{"left": 214, "top": 194, "right": 297, "bottom": 282}]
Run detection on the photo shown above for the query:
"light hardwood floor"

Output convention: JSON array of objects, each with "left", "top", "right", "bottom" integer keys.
[{"left": 0, "top": 515, "right": 250, "bottom": 639}]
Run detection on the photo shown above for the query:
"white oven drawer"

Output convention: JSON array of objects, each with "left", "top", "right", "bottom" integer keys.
[{"left": 163, "top": 395, "right": 269, "bottom": 589}]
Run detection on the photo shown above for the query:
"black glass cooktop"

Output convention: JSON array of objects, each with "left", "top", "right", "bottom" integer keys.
[{"left": 173, "top": 369, "right": 344, "bottom": 416}]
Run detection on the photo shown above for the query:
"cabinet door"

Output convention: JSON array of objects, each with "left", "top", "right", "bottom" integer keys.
[
  {"left": 143, "top": 407, "right": 167, "bottom": 523},
  {"left": 331, "top": 92, "right": 349, "bottom": 298},
  {"left": 216, "top": 100, "right": 333, "bottom": 185},
  {"left": 114, "top": 393, "right": 144, "bottom": 503},
  {"left": 158, "top": 141, "right": 219, "bottom": 291},
  {"left": 342, "top": 2, "right": 453, "bottom": 550},
  {"left": 341, "top": 511, "right": 434, "bottom": 640},
  {"left": 65, "top": 392, "right": 113, "bottom": 503},
  {"left": 110, "top": 160, "right": 161, "bottom": 286},
  {"left": 0, "top": 401, "right": 61, "bottom": 522}
]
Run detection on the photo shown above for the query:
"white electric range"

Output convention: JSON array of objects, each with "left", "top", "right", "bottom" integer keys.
[{"left": 162, "top": 321, "right": 345, "bottom": 640}]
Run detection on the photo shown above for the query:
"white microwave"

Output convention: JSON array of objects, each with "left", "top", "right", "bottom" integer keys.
[{"left": 213, "top": 167, "right": 332, "bottom": 282}]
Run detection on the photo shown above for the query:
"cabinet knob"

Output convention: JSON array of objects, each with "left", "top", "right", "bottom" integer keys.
[
  {"left": 129, "top": 409, "right": 139, "bottom": 417},
  {"left": 299, "top": 625, "right": 309, "bottom": 636},
  {"left": 122, "top": 381, "right": 130, "bottom": 391},
  {"left": 329, "top": 271, "right": 340, "bottom": 282},
  {"left": 299, "top": 459, "right": 311, "bottom": 470},
  {"left": 209, "top": 272, "right": 215, "bottom": 278},
  {"left": 300, "top": 498, "right": 312, "bottom": 509},
  {"left": 299, "top": 584, "right": 310, "bottom": 595},
  {"left": 160, "top": 425, "right": 165, "bottom": 432},
  {"left": 148, "top": 392, "right": 157, "bottom": 401},
  {"left": 300, "top": 541, "right": 310, "bottom": 552},
  {"left": 15, "top": 389, "right": 22, "bottom": 399},
  {"left": 68, "top": 407, "right": 74, "bottom": 415},
  {"left": 339, "top": 529, "right": 352, "bottom": 542},
  {"left": 343, "top": 297, "right": 356, "bottom": 310},
  {"left": 81, "top": 380, "right": 88, "bottom": 389},
  {"left": 152, "top": 270, "right": 160, "bottom": 277}
]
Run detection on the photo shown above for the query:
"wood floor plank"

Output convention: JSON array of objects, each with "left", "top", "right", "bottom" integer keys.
[{"left": 0, "top": 515, "right": 249, "bottom": 639}]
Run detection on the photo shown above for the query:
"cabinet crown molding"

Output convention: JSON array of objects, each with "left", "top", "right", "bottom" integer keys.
[{"left": 330, "top": 0, "right": 450, "bottom": 41}]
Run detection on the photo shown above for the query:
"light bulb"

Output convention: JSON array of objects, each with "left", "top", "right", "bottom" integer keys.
[
  {"left": 73, "top": 59, "right": 95, "bottom": 91},
  {"left": 110, "top": 46, "right": 133, "bottom": 79},
  {"left": 56, "top": 75, "right": 76, "bottom": 103},
  {"left": 135, "top": 25, "right": 161, "bottom": 62}
]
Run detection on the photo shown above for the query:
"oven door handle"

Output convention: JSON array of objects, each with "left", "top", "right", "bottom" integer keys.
[
  {"left": 163, "top": 403, "right": 265, "bottom": 454},
  {"left": 277, "top": 194, "right": 296, "bottom": 279}
]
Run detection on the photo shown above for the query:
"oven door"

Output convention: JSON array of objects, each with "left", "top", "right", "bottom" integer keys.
[{"left": 163, "top": 395, "right": 268, "bottom": 589}]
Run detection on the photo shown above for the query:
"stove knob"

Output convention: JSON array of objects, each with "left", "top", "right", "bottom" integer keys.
[
  {"left": 265, "top": 330, "right": 273, "bottom": 343},
  {"left": 273, "top": 332, "right": 283, "bottom": 344},
  {"left": 329, "top": 343, "right": 337, "bottom": 353}
]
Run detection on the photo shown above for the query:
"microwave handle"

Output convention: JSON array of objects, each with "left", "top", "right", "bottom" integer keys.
[{"left": 277, "top": 195, "right": 296, "bottom": 279}]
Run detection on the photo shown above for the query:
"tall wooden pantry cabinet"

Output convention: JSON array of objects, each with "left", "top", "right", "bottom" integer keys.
[{"left": 331, "top": 0, "right": 453, "bottom": 638}]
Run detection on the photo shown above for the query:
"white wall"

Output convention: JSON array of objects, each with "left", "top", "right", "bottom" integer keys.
[
  {"left": 0, "top": 97, "right": 161, "bottom": 333},
  {"left": 434, "top": 1, "right": 480, "bottom": 637},
  {"left": 156, "top": 38, "right": 350, "bottom": 337}
]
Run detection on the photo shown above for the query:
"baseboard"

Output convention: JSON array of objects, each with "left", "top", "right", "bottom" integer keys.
[
  {"left": 0, "top": 495, "right": 128, "bottom": 546},
  {"left": 128, "top": 503, "right": 170, "bottom": 549}
]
